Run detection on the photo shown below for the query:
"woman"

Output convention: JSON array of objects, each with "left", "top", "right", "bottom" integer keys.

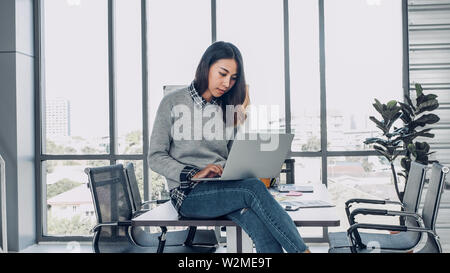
[{"left": 149, "top": 41, "right": 309, "bottom": 253}]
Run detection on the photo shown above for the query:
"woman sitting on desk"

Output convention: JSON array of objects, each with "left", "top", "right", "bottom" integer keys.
[{"left": 148, "top": 41, "right": 309, "bottom": 253}]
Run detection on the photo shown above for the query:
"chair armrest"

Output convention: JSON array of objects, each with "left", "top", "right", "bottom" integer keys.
[
  {"left": 345, "top": 198, "right": 403, "bottom": 219},
  {"left": 91, "top": 221, "right": 132, "bottom": 233},
  {"left": 347, "top": 222, "right": 437, "bottom": 253},
  {"left": 349, "top": 208, "right": 422, "bottom": 226}
]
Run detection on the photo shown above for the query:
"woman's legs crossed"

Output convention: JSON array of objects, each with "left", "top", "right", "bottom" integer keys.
[
  {"left": 179, "top": 178, "right": 308, "bottom": 253},
  {"left": 226, "top": 208, "right": 283, "bottom": 253}
]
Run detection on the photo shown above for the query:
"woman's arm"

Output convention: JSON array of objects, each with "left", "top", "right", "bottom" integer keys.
[{"left": 148, "top": 97, "right": 200, "bottom": 186}]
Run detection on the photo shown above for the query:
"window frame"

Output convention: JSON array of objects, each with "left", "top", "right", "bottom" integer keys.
[
  {"left": 34, "top": 0, "right": 409, "bottom": 242},
  {"left": 35, "top": 0, "right": 151, "bottom": 242}
]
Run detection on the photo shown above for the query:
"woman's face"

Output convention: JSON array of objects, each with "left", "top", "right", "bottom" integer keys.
[{"left": 207, "top": 58, "right": 238, "bottom": 98}]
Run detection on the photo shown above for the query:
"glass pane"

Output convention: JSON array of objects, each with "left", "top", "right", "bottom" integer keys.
[
  {"left": 147, "top": 0, "right": 211, "bottom": 128},
  {"left": 147, "top": 0, "right": 211, "bottom": 199},
  {"left": 44, "top": 160, "right": 109, "bottom": 236},
  {"left": 286, "top": 157, "right": 323, "bottom": 238},
  {"left": 217, "top": 0, "right": 285, "bottom": 133},
  {"left": 325, "top": 0, "right": 403, "bottom": 151},
  {"left": 151, "top": 170, "right": 170, "bottom": 201},
  {"left": 42, "top": 0, "right": 109, "bottom": 154},
  {"left": 327, "top": 156, "right": 401, "bottom": 232},
  {"left": 289, "top": 0, "right": 321, "bottom": 152},
  {"left": 293, "top": 157, "right": 322, "bottom": 185},
  {"left": 115, "top": 0, "right": 143, "bottom": 154}
]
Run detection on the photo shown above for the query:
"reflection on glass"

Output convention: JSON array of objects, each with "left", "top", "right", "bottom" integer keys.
[
  {"left": 289, "top": 0, "right": 321, "bottom": 152},
  {"left": 43, "top": 0, "right": 109, "bottom": 154},
  {"left": 292, "top": 157, "right": 322, "bottom": 185},
  {"left": 217, "top": 0, "right": 285, "bottom": 133},
  {"left": 115, "top": 0, "right": 143, "bottom": 154},
  {"left": 45, "top": 160, "right": 109, "bottom": 236},
  {"left": 327, "top": 156, "right": 401, "bottom": 232},
  {"left": 325, "top": 0, "right": 403, "bottom": 151}
]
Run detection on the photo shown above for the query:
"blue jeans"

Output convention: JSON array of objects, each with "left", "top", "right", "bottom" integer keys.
[{"left": 179, "top": 178, "right": 308, "bottom": 253}]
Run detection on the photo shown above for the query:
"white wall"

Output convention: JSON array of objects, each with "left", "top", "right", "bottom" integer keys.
[{"left": 0, "top": 0, "right": 36, "bottom": 252}]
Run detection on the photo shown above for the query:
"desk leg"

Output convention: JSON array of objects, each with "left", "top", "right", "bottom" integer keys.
[
  {"left": 236, "top": 227, "right": 242, "bottom": 253},
  {"left": 226, "top": 227, "right": 253, "bottom": 253}
]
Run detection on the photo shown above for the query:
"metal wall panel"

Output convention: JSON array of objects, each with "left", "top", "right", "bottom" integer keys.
[
  {"left": 408, "top": 0, "right": 450, "bottom": 249},
  {"left": 408, "top": 0, "right": 450, "bottom": 166}
]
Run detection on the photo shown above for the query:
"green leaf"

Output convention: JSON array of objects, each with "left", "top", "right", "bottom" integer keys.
[
  {"left": 405, "top": 94, "right": 416, "bottom": 111},
  {"left": 416, "top": 99, "right": 439, "bottom": 114},
  {"left": 415, "top": 83, "right": 423, "bottom": 97},
  {"left": 369, "top": 116, "right": 384, "bottom": 127},
  {"left": 414, "top": 114, "right": 440, "bottom": 127},
  {"left": 399, "top": 102, "right": 413, "bottom": 116},
  {"left": 424, "top": 94, "right": 438, "bottom": 101},
  {"left": 414, "top": 128, "right": 435, "bottom": 139},
  {"left": 387, "top": 100, "right": 397, "bottom": 109},
  {"left": 407, "top": 143, "right": 416, "bottom": 155},
  {"left": 373, "top": 99, "right": 383, "bottom": 115},
  {"left": 415, "top": 142, "right": 430, "bottom": 153},
  {"left": 364, "top": 137, "right": 380, "bottom": 145},
  {"left": 386, "top": 111, "right": 402, "bottom": 131},
  {"left": 373, "top": 145, "right": 392, "bottom": 161}
]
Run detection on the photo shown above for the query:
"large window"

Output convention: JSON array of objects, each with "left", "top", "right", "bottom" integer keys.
[
  {"left": 325, "top": 0, "right": 403, "bottom": 151},
  {"left": 37, "top": 0, "right": 405, "bottom": 240},
  {"left": 289, "top": 0, "right": 321, "bottom": 152},
  {"left": 39, "top": 0, "right": 146, "bottom": 238},
  {"left": 324, "top": 0, "right": 403, "bottom": 232},
  {"left": 43, "top": 0, "right": 109, "bottom": 155}
]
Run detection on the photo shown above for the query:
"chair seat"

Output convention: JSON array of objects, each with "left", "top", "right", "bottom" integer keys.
[
  {"left": 328, "top": 231, "right": 421, "bottom": 252},
  {"left": 132, "top": 226, "right": 218, "bottom": 247}
]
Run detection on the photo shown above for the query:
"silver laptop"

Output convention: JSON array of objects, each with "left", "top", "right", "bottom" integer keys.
[{"left": 191, "top": 133, "right": 294, "bottom": 181}]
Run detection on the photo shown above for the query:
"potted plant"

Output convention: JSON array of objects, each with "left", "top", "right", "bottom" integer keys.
[{"left": 364, "top": 83, "right": 440, "bottom": 202}]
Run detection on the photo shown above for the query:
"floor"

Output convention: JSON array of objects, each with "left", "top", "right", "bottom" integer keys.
[{"left": 19, "top": 242, "right": 330, "bottom": 253}]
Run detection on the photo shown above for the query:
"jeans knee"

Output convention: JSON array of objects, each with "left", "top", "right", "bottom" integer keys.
[{"left": 243, "top": 178, "right": 268, "bottom": 194}]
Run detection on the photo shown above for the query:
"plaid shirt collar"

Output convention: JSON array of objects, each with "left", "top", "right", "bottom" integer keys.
[{"left": 188, "top": 81, "right": 219, "bottom": 109}]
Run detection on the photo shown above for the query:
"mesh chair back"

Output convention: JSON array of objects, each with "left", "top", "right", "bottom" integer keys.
[
  {"left": 419, "top": 163, "right": 448, "bottom": 253},
  {"left": 422, "top": 163, "right": 447, "bottom": 230},
  {"left": 125, "top": 163, "right": 142, "bottom": 213},
  {"left": 86, "top": 164, "right": 134, "bottom": 253},
  {"left": 402, "top": 161, "right": 427, "bottom": 227}
]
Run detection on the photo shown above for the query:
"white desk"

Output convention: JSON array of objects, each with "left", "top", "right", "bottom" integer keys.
[{"left": 132, "top": 184, "right": 340, "bottom": 252}]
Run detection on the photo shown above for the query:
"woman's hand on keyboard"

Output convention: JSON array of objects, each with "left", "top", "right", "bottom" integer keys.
[{"left": 192, "top": 164, "right": 223, "bottom": 179}]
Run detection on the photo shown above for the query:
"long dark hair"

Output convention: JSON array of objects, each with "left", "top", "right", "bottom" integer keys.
[{"left": 193, "top": 41, "right": 248, "bottom": 127}]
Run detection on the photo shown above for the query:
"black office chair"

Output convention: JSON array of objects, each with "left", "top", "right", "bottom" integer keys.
[
  {"left": 331, "top": 163, "right": 448, "bottom": 253},
  {"left": 328, "top": 161, "right": 428, "bottom": 252},
  {"left": 344, "top": 161, "right": 427, "bottom": 225},
  {"left": 85, "top": 164, "right": 216, "bottom": 253},
  {"left": 124, "top": 162, "right": 218, "bottom": 247}
]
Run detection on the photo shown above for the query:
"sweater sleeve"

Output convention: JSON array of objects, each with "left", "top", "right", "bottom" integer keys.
[{"left": 148, "top": 97, "right": 200, "bottom": 185}]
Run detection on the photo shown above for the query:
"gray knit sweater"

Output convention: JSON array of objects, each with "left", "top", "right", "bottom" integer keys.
[{"left": 148, "top": 85, "right": 236, "bottom": 192}]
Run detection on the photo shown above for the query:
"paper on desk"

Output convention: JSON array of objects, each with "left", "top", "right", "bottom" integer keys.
[
  {"left": 270, "top": 191, "right": 296, "bottom": 202},
  {"left": 286, "top": 191, "right": 302, "bottom": 196},
  {"left": 280, "top": 200, "right": 335, "bottom": 208}
]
